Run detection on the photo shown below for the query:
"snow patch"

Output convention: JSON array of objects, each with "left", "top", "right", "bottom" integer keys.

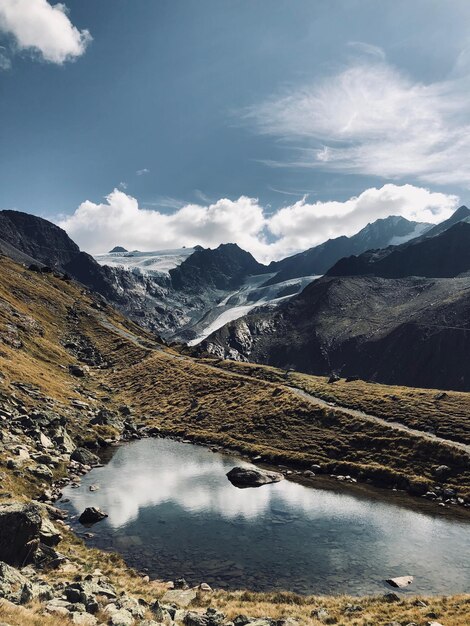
[{"left": 94, "top": 248, "right": 195, "bottom": 275}]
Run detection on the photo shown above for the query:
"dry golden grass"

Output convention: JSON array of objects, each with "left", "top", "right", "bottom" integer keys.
[{"left": 197, "top": 358, "right": 470, "bottom": 446}]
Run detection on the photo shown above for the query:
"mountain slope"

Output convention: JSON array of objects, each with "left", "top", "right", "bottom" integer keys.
[
  {"left": 200, "top": 269, "right": 470, "bottom": 390},
  {"left": 328, "top": 221, "right": 470, "bottom": 278},
  {"left": 264, "top": 215, "right": 431, "bottom": 285}
]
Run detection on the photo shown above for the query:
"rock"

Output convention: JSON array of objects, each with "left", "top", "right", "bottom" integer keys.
[
  {"left": 162, "top": 587, "right": 198, "bottom": 607},
  {"left": 311, "top": 608, "right": 335, "bottom": 624},
  {"left": 109, "top": 608, "right": 135, "bottom": 626},
  {"left": 386, "top": 575, "right": 414, "bottom": 588},
  {"left": 71, "top": 447, "right": 100, "bottom": 466},
  {"left": 0, "top": 561, "right": 29, "bottom": 602},
  {"left": 328, "top": 373, "right": 340, "bottom": 383},
  {"left": 46, "top": 598, "right": 73, "bottom": 616},
  {"left": 183, "top": 609, "right": 225, "bottom": 626},
  {"left": 226, "top": 466, "right": 284, "bottom": 488},
  {"left": 151, "top": 600, "right": 174, "bottom": 623},
  {"left": 69, "top": 364, "right": 87, "bottom": 377},
  {"left": 39, "top": 432, "right": 53, "bottom": 448},
  {"left": 199, "top": 582, "right": 212, "bottom": 592},
  {"left": 119, "top": 595, "right": 145, "bottom": 619},
  {"left": 174, "top": 577, "right": 189, "bottom": 589},
  {"left": 89, "top": 484, "right": 100, "bottom": 492},
  {"left": 40, "top": 517, "right": 62, "bottom": 547},
  {"left": 434, "top": 465, "right": 451, "bottom": 480},
  {"left": 78, "top": 507, "right": 108, "bottom": 525},
  {"left": 0, "top": 502, "right": 42, "bottom": 566},
  {"left": 382, "top": 592, "right": 400, "bottom": 603},
  {"left": 30, "top": 464, "right": 53, "bottom": 480}
]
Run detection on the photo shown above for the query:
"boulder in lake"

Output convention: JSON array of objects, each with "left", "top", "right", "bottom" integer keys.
[
  {"left": 386, "top": 575, "right": 414, "bottom": 588},
  {"left": 226, "top": 466, "right": 283, "bottom": 488},
  {"left": 78, "top": 507, "right": 108, "bottom": 525},
  {"left": 0, "top": 502, "right": 42, "bottom": 566}
]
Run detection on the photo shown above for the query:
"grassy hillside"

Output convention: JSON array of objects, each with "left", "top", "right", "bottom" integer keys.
[{"left": 0, "top": 254, "right": 470, "bottom": 625}]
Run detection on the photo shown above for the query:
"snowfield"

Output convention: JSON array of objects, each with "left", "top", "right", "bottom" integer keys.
[{"left": 94, "top": 247, "right": 195, "bottom": 275}]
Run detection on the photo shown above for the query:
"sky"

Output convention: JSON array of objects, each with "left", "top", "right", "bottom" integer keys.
[{"left": 1, "top": 0, "right": 470, "bottom": 262}]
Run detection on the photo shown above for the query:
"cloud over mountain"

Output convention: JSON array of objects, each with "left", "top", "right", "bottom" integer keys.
[{"left": 58, "top": 184, "right": 458, "bottom": 263}]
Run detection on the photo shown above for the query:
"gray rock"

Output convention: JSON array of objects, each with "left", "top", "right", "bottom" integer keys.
[
  {"left": 109, "top": 608, "right": 135, "bottom": 626},
  {"left": 40, "top": 517, "right": 62, "bottom": 547},
  {"left": 71, "top": 447, "right": 100, "bottom": 466},
  {"left": 0, "top": 561, "right": 29, "bottom": 602},
  {"left": 434, "top": 465, "right": 451, "bottom": 480},
  {"left": 162, "top": 587, "right": 197, "bottom": 607},
  {"left": 226, "top": 466, "right": 284, "bottom": 488},
  {"left": 386, "top": 575, "right": 414, "bottom": 588},
  {"left": 0, "top": 502, "right": 42, "bottom": 566},
  {"left": 310, "top": 608, "right": 334, "bottom": 624},
  {"left": 78, "top": 507, "right": 108, "bottom": 525}
]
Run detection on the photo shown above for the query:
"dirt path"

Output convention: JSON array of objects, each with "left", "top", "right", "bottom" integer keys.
[
  {"left": 288, "top": 386, "right": 470, "bottom": 456},
  {"left": 97, "top": 313, "right": 470, "bottom": 457}
]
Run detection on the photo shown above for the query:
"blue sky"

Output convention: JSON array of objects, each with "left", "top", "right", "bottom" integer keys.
[{"left": 0, "top": 0, "right": 469, "bottom": 260}]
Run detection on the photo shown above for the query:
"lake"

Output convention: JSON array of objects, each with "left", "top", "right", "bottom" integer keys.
[{"left": 60, "top": 438, "right": 470, "bottom": 595}]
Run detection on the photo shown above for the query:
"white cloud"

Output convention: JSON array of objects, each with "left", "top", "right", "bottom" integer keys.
[
  {"left": 136, "top": 168, "right": 150, "bottom": 176},
  {"left": 246, "top": 59, "right": 470, "bottom": 186},
  {"left": 0, "top": 0, "right": 91, "bottom": 65},
  {"left": 58, "top": 184, "right": 458, "bottom": 264}
]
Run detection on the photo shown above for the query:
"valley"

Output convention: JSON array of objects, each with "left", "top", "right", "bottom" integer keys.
[{"left": 0, "top": 249, "right": 470, "bottom": 624}]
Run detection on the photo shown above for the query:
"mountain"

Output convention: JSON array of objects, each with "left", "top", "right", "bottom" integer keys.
[
  {"left": 170, "top": 243, "right": 267, "bottom": 292},
  {"left": 199, "top": 272, "right": 470, "bottom": 390},
  {"left": 328, "top": 219, "right": 470, "bottom": 279},
  {"left": 0, "top": 210, "right": 276, "bottom": 340},
  {"left": 422, "top": 204, "right": 470, "bottom": 239},
  {"left": 264, "top": 215, "right": 431, "bottom": 285},
  {"left": 0, "top": 210, "right": 120, "bottom": 301},
  {"left": 109, "top": 245, "right": 128, "bottom": 253},
  {"left": 198, "top": 210, "right": 470, "bottom": 390}
]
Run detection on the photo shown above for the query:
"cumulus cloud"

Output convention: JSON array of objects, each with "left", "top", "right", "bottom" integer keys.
[
  {"left": 58, "top": 184, "right": 458, "bottom": 264},
  {"left": 246, "top": 58, "right": 470, "bottom": 186},
  {"left": 0, "top": 0, "right": 91, "bottom": 65},
  {"left": 136, "top": 168, "right": 150, "bottom": 176}
]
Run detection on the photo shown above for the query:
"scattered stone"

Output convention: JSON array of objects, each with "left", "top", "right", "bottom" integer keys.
[
  {"left": 174, "top": 577, "right": 189, "bottom": 589},
  {"left": 199, "top": 582, "right": 212, "bottom": 592},
  {"left": 89, "top": 484, "right": 100, "bottom": 492},
  {"left": 328, "top": 373, "right": 340, "bottom": 383},
  {"left": 226, "top": 466, "right": 284, "bottom": 488},
  {"left": 386, "top": 575, "right": 414, "bottom": 588},
  {"left": 78, "top": 507, "right": 108, "bottom": 525}
]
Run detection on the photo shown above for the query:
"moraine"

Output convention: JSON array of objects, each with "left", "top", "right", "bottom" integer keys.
[{"left": 59, "top": 438, "right": 470, "bottom": 596}]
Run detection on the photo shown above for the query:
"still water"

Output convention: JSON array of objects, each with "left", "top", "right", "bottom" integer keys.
[{"left": 60, "top": 438, "right": 470, "bottom": 595}]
